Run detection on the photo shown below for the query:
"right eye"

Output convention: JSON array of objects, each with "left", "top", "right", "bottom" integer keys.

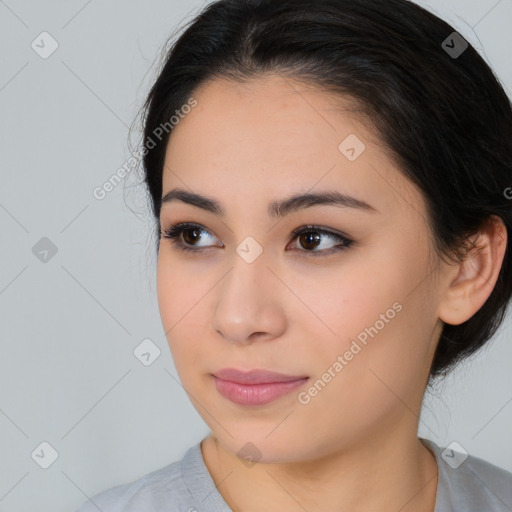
[{"left": 160, "top": 222, "right": 222, "bottom": 253}]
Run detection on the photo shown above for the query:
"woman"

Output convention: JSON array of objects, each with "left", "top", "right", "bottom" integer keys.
[{"left": 76, "top": 0, "right": 512, "bottom": 510}]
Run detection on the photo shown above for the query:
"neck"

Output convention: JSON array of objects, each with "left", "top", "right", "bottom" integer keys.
[{"left": 201, "top": 425, "right": 438, "bottom": 512}]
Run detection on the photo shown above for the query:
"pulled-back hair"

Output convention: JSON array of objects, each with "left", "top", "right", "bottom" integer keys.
[{"left": 138, "top": 0, "right": 512, "bottom": 379}]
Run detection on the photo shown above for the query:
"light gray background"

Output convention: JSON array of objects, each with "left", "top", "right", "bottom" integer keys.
[{"left": 0, "top": 1, "right": 511, "bottom": 511}]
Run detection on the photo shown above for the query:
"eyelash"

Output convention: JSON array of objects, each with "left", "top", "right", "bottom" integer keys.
[{"left": 160, "top": 222, "right": 354, "bottom": 257}]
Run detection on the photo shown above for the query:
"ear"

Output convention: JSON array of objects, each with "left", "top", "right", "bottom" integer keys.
[{"left": 438, "top": 215, "right": 507, "bottom": 326}]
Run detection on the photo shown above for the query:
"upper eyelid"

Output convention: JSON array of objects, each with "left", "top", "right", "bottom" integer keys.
[{"left": 162, "top": 222, "right": 351, "bottom": 244}]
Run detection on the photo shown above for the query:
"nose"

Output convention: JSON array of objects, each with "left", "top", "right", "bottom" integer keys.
[{"left": 211, "top": 251, "right": 287, "bottom": 345}]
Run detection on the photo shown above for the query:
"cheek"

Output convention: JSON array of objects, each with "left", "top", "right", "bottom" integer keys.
[
  {"left": 296, "top": 301, "right": 433, "bottom": 450},
  {"left": 156, "top": 252, "right": 208, "bottom": 370},
  {"left": 288, "top": 252, "right": 403, "bottom": 347},
  {"left": 156, "top": 248, "right": 214, "bottom": 328},
  {"left": 292, "top": 301, "right": 432, "bottom": 453},
  {"left": 293, "top": 235, "right": 435, "bottom": 395}
]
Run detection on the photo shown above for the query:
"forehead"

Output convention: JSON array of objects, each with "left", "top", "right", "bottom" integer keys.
[
  {"left": 161, "top": 74, "right": 424, "bottom": 219},
  {"left": 165, "top": 74, "right": 370, "bottom": 164}
]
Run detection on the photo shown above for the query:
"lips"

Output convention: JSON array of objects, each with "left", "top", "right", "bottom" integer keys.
[
  {"left": 212, "top": 368, "right": 308, "bottom": 384},
  {"left": 211, "top": 368, "right": 309, "bottom": 405}
]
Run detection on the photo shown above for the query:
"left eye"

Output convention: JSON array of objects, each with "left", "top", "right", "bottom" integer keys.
[
  {"left": 289, "top": 225, "right": 353, "bottom": 255},
  {"left": 160, "top": 222, "right": 354, "bottom": 256}
]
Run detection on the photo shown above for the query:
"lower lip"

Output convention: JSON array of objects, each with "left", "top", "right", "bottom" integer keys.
[{"left": 212, "top": 376, "right": 309, "bottom": 406}]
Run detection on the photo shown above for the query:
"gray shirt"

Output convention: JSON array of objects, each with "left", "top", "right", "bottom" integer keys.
[{"left": 75, "top": 438, "right": 512, "bottom": 511}]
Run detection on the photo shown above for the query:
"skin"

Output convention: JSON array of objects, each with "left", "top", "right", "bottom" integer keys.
[{"left": 156, "top": 73, "right": 507, "bottom": 512}]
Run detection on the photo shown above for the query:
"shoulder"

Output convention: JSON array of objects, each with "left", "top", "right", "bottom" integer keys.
[
  {"left": 421, "top": 438, "right": 512, "bottom": 512},
  {"left": 74, "top": 444, "right": 200, "bottom": 512}
]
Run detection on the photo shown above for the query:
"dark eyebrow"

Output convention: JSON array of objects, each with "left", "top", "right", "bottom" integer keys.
[{"left": 161, "top": 187, "right": 379, "bottom": 218}]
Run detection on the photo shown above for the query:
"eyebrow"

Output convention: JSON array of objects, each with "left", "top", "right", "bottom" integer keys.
[{"left": 160, "top": 187, "right": 379, "bottom": 218}]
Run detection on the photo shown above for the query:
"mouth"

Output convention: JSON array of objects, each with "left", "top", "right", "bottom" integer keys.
[{"left": 211, "top": 368, "right": 309, "bottom": 406}]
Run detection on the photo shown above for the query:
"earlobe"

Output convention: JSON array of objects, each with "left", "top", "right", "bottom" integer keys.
[{"left": 438, "top": 216, "right": 507, "bottom": 326}]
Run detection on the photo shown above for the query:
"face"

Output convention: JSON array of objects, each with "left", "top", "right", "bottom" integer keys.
[{"left": 156, "top": 74, "right": 444, "bottom": 463}]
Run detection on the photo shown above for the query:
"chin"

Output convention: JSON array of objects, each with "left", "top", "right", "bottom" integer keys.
[{"left": 213, "top": 428, "right": 319, "bottom": 465}]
